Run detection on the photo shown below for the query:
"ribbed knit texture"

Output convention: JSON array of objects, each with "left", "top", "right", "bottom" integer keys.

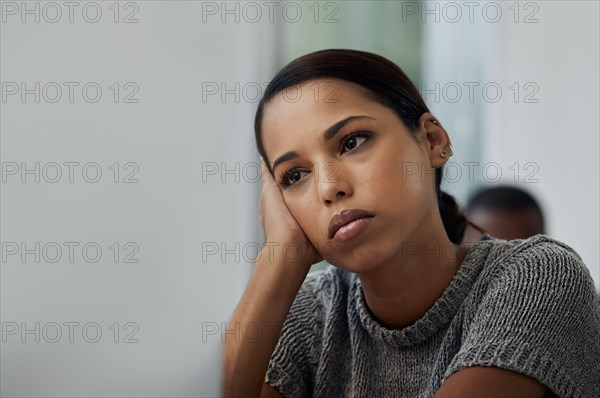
[{"left": 265, "top": 234, "right": 600, "bottom": 397}]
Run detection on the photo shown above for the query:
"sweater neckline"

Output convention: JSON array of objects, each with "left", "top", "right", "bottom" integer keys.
[{"left": 353, "top": 234, "right": 494, "bottom": 347}]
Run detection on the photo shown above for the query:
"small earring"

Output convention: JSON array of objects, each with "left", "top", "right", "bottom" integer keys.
[{"left": 440, "top": 150, "right": 446, "bottom": 159}]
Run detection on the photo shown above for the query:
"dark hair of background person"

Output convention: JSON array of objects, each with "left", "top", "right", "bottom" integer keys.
[
  {"left": 467, "top": 186, "right": 545, "bottom": 234},
  {"left": 254, "top": 49, "right": 469, "bottom": 245}
]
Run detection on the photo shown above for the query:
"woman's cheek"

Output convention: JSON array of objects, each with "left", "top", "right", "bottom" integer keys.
[
  {"left": 287, "top": 200, "right": 314, "bottom": 234},
  {"left": 295, "top": 208, "right": 325, "bottom": 248}
]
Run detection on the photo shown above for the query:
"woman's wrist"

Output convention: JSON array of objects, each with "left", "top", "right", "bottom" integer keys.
[{"left": 254, "top": 242, "right": 314, "bottom": 288}]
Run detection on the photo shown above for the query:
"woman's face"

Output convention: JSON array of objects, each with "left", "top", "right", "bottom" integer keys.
[{"left": 261, "top": 79, "right": 447, "bottom": 273}]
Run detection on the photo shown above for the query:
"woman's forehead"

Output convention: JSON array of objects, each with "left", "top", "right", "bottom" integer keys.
[
  {"left": 261, "top": 80, "right": 387, "bottom": 148},
  {"left": 266, "top": 78, "right": 374, "bottom": 112}
]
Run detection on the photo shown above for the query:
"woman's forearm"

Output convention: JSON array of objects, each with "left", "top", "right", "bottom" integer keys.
[{"left": 222, "top": 245, "right": 311, "bottom": 397}]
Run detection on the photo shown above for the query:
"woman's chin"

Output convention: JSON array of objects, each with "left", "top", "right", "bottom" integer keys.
[{"left": 324, "top": 249, "right": 387, "bottom": 275}]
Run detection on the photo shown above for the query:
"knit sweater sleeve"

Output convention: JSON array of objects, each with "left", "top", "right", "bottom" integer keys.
[
  {"left": 443, "top": 237, "right": 600, "bottom": 398},
  {"left": 264, "top": 271, "right": 326, "bottom": 398}
]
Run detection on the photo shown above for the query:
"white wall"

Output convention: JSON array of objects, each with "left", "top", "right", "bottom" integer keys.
[
  {"left": 1, "top": 2, "right": 276, "bottom": 396},
  {"left": 424, "top": 0, "right": 599, "bottom": 292}
]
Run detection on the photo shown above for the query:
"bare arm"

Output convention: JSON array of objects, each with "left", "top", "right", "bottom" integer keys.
[
  {"left": 222, "top": 244, "right": 312, "bottom": 397},
  {"left": 260, "top": 383, "right": 284, "bottom": 398},
  {"left": 222, "top": 164, "right": 320, "bottom": 397},
  {"left": 433, "top": 366, "right": 549, "bottom": 398}
]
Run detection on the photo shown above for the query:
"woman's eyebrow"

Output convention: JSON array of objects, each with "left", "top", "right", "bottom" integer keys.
[
  {"left": 272, "top": 151, "right": 299, "bottom": 173},
  {"left": 272, "top": 115, "right": 376, "bottom": 173},
  {"left": 323, "top": 115, "right": 375, "bottom": 141}
]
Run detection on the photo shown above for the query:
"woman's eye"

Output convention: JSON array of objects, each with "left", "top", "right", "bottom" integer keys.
[
  {"left": 280, "top": 169, "right": 309, "bottom": 187},
  {"left": 288, "top": 170, "right": 303, "bottom": 184},
  {"left": 341, "top": 133, "right": 370, "bottom": 153}
]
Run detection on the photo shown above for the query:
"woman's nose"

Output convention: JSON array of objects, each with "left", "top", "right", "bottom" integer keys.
[{"left": 317, "top": 161, "right": 352, "bottom": 204}]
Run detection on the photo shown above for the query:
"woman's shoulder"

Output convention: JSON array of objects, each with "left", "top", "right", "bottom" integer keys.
[
  {"left": 479, "top": 232, "right": 580, "bottom": 260},
  {"left": 463, "top": 234, "right": 600, "bottom": 348},
  {"left": 476, "top": 233, "right": 594, "bottom": 289},
  {"left": 447, "top": 234, "right": 600, "bottom": 398}
]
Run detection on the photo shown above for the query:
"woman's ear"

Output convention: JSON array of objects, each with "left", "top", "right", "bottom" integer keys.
[{"left": 417, "top": 112, "right": 453, "bottom": 168}]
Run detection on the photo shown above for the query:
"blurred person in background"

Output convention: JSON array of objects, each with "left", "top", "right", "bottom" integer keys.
[{"left": 462, "top": 186, "right": 545, "bottom": 242}]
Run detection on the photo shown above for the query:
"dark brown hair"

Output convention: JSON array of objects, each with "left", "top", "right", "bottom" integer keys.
[{"left": 254, "top": 49, "right": 468, "bottom": 244}]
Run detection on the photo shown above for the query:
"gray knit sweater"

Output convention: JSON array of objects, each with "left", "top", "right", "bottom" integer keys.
[{"left": 265, "top": 234, "right": 600, "bottom": 397}]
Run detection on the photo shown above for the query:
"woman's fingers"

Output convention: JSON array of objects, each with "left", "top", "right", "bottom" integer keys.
[
  {"left": 259, "top": 161, "right": 291, "bottom": 236},
  {"left": 258, "top": 160, "right": 321, "bottom": 265}
]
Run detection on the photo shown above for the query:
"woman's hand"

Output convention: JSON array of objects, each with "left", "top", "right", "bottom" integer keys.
[{"left": 259, "top": 162, "right": 322, "bottom": 267}]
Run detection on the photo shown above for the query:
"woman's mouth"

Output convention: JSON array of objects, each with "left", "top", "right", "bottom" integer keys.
[{"left": 328, "top": 209, "right": 375, "bottom": 242}]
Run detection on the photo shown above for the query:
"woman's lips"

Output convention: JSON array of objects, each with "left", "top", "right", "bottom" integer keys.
[
  {"left": 328, "top": 209, "right": 375, "bottom": 242},
  {"left": 332, "top": 216, "right": 374, "bottom": 242}
]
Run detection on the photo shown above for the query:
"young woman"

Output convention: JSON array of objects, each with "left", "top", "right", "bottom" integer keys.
[{"left": 223, "top": 49, "right": 600, "bottom": 398}]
